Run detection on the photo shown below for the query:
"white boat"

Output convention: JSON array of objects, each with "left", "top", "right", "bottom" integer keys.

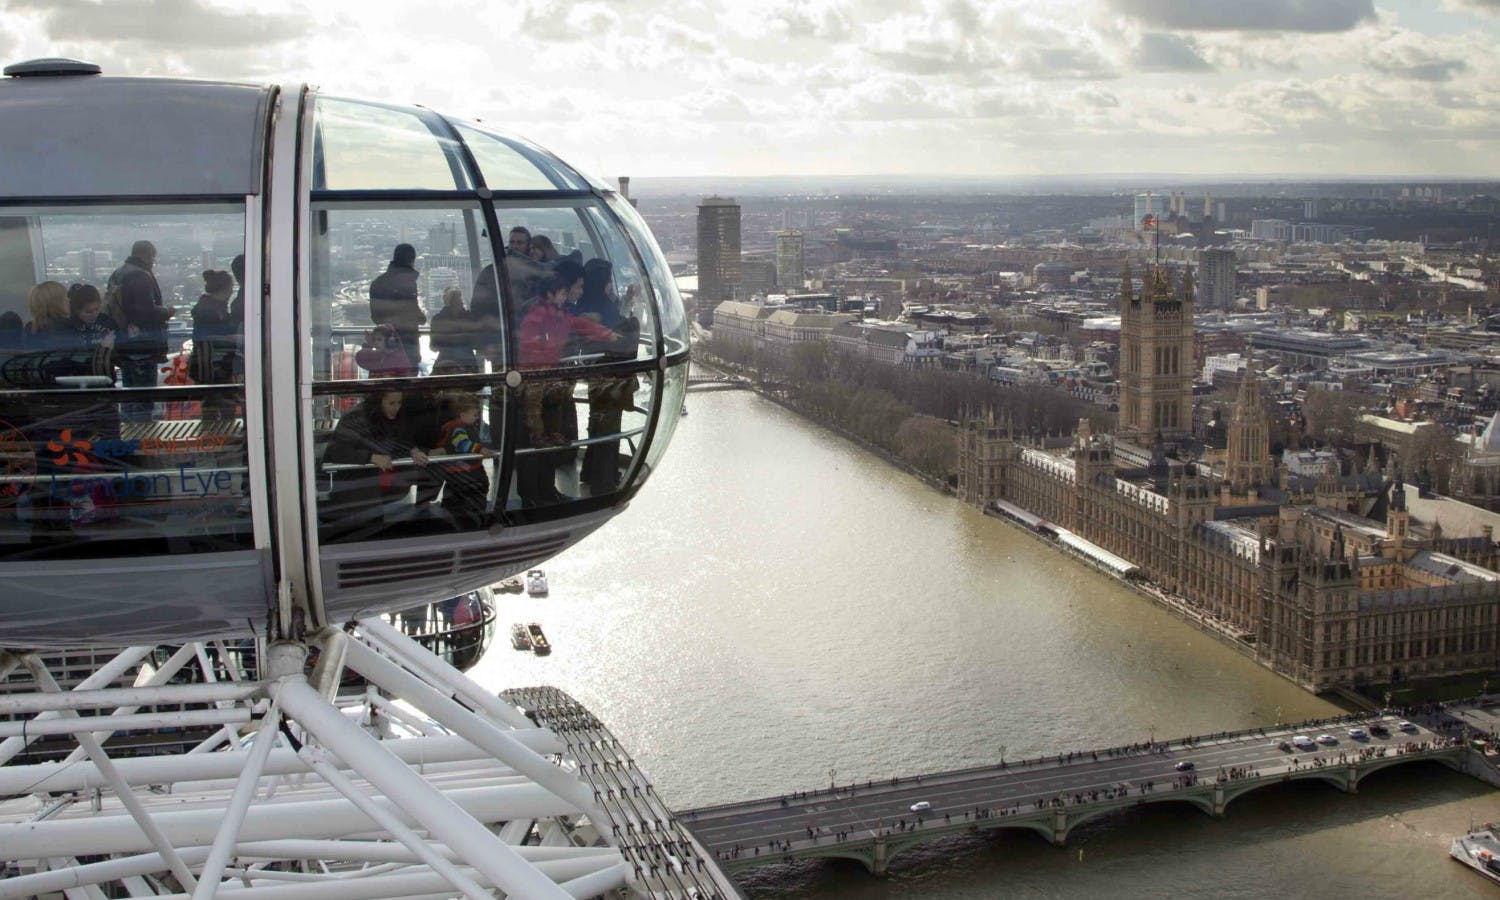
[
  {"left": 526, "top": 569, "right": 549, "bottom": 597},
  {"left": 1451, "top": 824, "right": 1500, "bottom": 885},
  {"left": 509, "top": 623, "right": 532, "bottom": 651}
]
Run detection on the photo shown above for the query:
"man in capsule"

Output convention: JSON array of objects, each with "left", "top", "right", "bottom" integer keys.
[
  {"left": 107, "top": 240, "right": 175, "bottom": 422},
  {"left": 368, "top": 243, "right": 425, "bottom": 371}
]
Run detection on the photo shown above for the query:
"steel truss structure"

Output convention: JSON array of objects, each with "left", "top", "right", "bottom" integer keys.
[{"left": 0, "top": 620, "right": 735, "bottom": 899}]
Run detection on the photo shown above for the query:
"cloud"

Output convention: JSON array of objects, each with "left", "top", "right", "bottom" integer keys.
[
  {"left": 1445, "top": 0, "right": 1500, "bottom": 13},
  {"left": 1133, "top": 32, "right": 1213, "bottom": 72},
  {"left": 766, "top": 0, "right": 854, "bottom": 40},
  {"left": 1107, "top": 0, "right": 1376, "bottom": 32},
  {"left": 7, "top": 0, "right": 309, "bottom": 49},
  {"left": 1367, "top": 32, "right": 1469, "bottom": 82},
  {"left": 1020, "top": 46, "right": 1116, "bottom": 80}
]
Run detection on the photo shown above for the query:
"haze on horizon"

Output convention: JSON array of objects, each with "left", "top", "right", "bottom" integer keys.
[{"left": 2, "top": 0, "right": 1497, "bottom": 183}]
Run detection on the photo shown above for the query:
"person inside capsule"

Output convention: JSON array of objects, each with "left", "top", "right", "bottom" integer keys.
[
  {"left": 514, "top": 264, "right": 635, "bottom": 507},
  {"left": 321, "top": 390, "right": 436, "bottom": 536}
]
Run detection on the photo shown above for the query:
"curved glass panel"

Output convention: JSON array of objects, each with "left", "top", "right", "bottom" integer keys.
[
  {"left": 0, "top": 203, "right": 251, "bottom": 557},
  {"left": 449, "top": 122, "right": 575, "bottom": 192},
  {"left": 316, "top": 383, "right": 508, "bottom": 543},
  {"left": 308, "top": 201, "right": 500, "bottom": 381},
  {"left": 642, "top": 362, "right": 687, "bottom": 477},
  {"left": 607, "top": 195, "right": 689, "bottom": 356},
  {"left": 313, "top": 97, "right": 474, "bottom": 192},
  {"left": 510, "top": 370, "right": 655, "bottom": 513},
  {"left": 501, "top": 200, "right": 656, "bottom": 368}
]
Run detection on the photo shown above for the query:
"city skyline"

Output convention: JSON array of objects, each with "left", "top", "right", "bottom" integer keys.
[{"left": 1, "top": 0, "right": 1497, "bottom": 181}]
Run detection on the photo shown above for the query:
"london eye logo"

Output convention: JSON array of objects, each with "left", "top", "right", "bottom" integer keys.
[
  {"left": 46, "top": 428, "right": 94, "bottom": 466},
  {"left": 0, "top": 418, "right": 36, "bottom": 507}
]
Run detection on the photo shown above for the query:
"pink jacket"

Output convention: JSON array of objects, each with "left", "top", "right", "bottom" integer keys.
[{"left": 518, "top": 302, "right": 617, "bottom": 368}]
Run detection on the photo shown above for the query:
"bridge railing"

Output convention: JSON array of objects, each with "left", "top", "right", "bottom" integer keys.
[{"left": 678, "top": 710, "right": 1409, "bottom": 818}]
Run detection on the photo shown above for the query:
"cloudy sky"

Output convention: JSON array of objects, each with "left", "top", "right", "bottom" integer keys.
[{"left": 2, "top": 0, "right": 1498, "bottom": 179}]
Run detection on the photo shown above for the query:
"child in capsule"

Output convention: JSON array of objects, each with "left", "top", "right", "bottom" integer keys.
[{"left": 435, "top": 392, "right": 497, "bottom": 529}]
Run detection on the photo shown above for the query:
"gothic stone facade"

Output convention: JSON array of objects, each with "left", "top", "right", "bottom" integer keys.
[{"left": 959, "top": 417, "right": 1500, "bottom": 692}]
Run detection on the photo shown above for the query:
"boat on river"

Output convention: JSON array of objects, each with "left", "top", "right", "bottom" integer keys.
[
  {"left": 510, "top": 623, "right": 532, "bottom": 651},
  {"left": 1452, "top": 824, "right": 1500, "bottom": 885},
  {"left": 495, "top": 576, "right": 525, "bottom": 594},
  {"left": 527, "top": 569, "right": 549, "bottom": 597},
  {"left": 528, "top": 623, "right": 551, "bottom": 655}
]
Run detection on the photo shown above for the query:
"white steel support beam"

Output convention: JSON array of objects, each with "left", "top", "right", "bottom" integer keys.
[
  {"left": 0, "top": 708, "right": 253, "bottom": 739},
  {"left": 293, "top": 746, "right": 492, "bottom": 900},
  {"left": 0, "top": 650, "right": 22, "bottom": 682},
  {"left": 192, "top": 642, "right": 246, "bottom": 753},
  {"left": 0, "top": 782, "right": 573, "bottom": 859},
  {"left": 192, "top": 704, "right": 283, "bottom": 899},
  {"left": 308, "top": 628, "right": 349, "bottom": 700},
  {"left": 232, "top": 841, "right": 620, "bottom": 865},
  {"left": 0, "top": 731, "right": 559, "bottom": 797},
  {"left": 0, "top": 848, "right": 213, "bottom": 900},
  {"left": 0, "top": 681, "right": 259, "bottom": 716},
  {"left": 559, "top": 862, "right": 632, "bottom": 898},
  {"left": 0, "top": 645, "right": 154, "bottom": 765},
  {"left": 52, "top": 643, "right": 201, "bottom": 769},
  {"left": 355, "top": 618, "right": 534, "bottom": 729},
  {"left": 20, "top": 654, "right": 199, "bottom": 894},
  {"left": 340, "top": 639, "right": 598, "bottom": 815},
  {"left": 267, "top": 667, "right": 572, "bottom": 900},
  {"left": 365, "top": 692, "right": 442, "bottom": 737}
]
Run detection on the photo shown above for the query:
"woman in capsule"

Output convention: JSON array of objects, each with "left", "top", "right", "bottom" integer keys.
[
  {"left": 515, "top": 263, "right": 632, "bottom": 506},
  {"left": 322, "top": 390, "right": 435, "bottom": 532}
]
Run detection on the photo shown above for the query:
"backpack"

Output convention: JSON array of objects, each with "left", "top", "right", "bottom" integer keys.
[{"left": 104, "top": 281, "right": 128, "bottom": 334}]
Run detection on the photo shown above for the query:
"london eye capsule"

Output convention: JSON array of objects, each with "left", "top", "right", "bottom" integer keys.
[{"left": 0, "top": 60, "right": 690, "bottom": 647}]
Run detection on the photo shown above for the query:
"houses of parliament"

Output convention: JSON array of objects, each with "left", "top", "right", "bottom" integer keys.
[{"left": 959, "top": 262, "right": 1500, "bottom": 694}]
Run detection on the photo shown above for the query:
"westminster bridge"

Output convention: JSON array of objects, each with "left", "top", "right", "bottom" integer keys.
[{"left": 678, "top": 708, "right": 1500, "bottom": 877}]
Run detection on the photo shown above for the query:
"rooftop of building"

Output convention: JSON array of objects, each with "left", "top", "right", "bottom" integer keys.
[{"left": 1403, "top": 483, "right": 1500, "bottom": 540}]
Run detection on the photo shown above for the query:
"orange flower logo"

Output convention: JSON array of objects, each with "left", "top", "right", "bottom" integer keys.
[{"left": 46, "top": 428, "right": 93, "bottom": 466}]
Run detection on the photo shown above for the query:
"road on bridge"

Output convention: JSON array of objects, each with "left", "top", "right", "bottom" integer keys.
[{"left": 680, "top": 715, "right": 1455, "bottom": 864}]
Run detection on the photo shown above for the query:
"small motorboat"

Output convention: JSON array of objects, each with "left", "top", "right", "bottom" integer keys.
[
  {"left": 527, "top": 623, "right": 551, "bottom": 655},
  {"left": 526, "top": 569, "right": 549, "bottom": 597},
  {"left": 495, "top": 576, "right": 525, "bottom": 594},
  {"left": 510, "top": 623, "right": 532, "bottom": 651}
]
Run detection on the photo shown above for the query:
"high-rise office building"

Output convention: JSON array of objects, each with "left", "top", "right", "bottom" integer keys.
[
  {"left": 1199, "top": 248, "right": 1236, "bottom": 309},
  {"left": 697, "top": 196, "right": 741, "bottom": 321},
  {"left": 428, "top": 223, "right": 457, "bottom": 256},
  {"left": 740, "top": 256, "right": 777, "bottom": 298},
  {"left": 776, "top": 230, "right": 804, "bottom": 291}
]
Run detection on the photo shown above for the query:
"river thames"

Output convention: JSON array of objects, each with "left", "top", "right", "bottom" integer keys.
[{"left": 470, "top": 389, "right": 1500, "bottom": 898}]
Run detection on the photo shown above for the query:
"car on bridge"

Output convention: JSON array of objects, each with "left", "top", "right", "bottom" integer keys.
[
  {"left": 1399, "top": 721, "right": 1418, "bottom": 732},
  {"left": 1370, "top": 723, "right": 1391, "bottom": 737},
  {"left": 1317, "top": 734, "right": 1338, "bottom": 745},
  {"left": 1348, "top": 727, "right": 1369, "bottom": 740},
  {"left": 1277, "top": 740, "right": 1293, "bottom": 752},
  {"left": 1174, "top": 761, "right": 1195, "bottom": 771},
  {"left": 1292, "top": 735, "right": 1316, "bottom": 749},
  {"left": 910, "top": 801, "right": 931, "bottom": 813}
]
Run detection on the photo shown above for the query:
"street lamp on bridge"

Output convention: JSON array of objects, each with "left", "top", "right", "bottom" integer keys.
[{"left": 829, "top": 767, "right": 837, "bottom": 791}]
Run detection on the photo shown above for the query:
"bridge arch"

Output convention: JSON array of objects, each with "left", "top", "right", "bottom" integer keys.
[
  {"left": 1214, "top": 769, "right": 1351, "bottom": 814},
  {"left": 1350, "top": 752, "right": 1463, "bottom": 788},
  {"left": 1059, "top": 795, "right": 1214, "bottom": 842}
]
